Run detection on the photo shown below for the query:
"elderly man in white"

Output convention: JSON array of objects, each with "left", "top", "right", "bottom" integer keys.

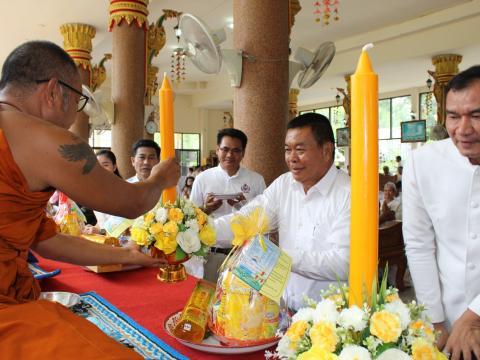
[
  {"left": 403, "top": 65, "right": 480, "bottom": 360},
  {"left": 214, "top": 113, "right": 351, "bottom": 311}
]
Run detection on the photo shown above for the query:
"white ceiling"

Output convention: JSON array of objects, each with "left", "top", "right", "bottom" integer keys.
[{"left": 0, "top": 0, "right": 477, "bottom": 109}]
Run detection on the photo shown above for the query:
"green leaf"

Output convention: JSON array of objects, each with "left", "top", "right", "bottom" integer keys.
[
  {"left": 193, "top": 244, "right": 209, "bottom": 257},
  {"left": 376, "top": 342, "right": 396, "bottom": 356},
  {"left": 371, "top": 275, "right": 378, "bottom": 311},
  {"left": 175, "top": 247, "right": 187, "bottom": 261},
  {"left": 336, "top": 275, "right": 349, "bottom": 305},
  {"left": 378, "top": 264, "right": 389, "bottom": 306}
]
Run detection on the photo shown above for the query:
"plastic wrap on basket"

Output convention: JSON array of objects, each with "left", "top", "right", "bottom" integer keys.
[{"left": 53, "top": 192, "right": 86, "bottom": 236}]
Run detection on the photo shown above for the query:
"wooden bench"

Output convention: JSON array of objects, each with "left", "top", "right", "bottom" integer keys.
[{"left": 378, "top": 220, "right": 407, "bottom": 291}]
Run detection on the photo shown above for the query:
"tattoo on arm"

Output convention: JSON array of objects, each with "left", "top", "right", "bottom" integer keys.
[{"left": 58, "top": 136, "right": 96, "bottom": 175}]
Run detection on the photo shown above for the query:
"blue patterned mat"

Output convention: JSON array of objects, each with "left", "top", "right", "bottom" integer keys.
[{"left": 75, "top": 292, "right": 189, "bottom": 360}]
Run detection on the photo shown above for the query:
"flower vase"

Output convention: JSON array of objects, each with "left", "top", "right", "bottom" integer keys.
[{"left": 150, "top": 247, "right": 190, "bottom": 283}]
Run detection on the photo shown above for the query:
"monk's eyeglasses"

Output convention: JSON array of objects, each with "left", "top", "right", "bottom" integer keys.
[{"left": 36, "top": 79, "right": 89, "bottom": 112}]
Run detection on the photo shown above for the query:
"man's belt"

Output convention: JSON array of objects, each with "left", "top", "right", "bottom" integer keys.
[{"left": 210, "top": 247, "right": 232, "bottom": 255}]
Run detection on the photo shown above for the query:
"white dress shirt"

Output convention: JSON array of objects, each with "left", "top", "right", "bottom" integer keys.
[
  {"left": 190, "top": 165, "right": 266, "bottom": 218},
  {"left": 403, "top": 138, "right": 480, "bottom": 329},
  {"left": 384, "top": 197, "right": 402, "bottom": 220},
  {"left": 214, "top": 164, "right": 351, "bottom": 310}
]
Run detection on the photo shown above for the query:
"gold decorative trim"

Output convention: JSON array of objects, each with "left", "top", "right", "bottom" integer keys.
[
  {"left": 108, "top": 0, "right": 149, "bottom": 31},
  {"left": 288, "top": 0, "right": 302, "bottom": 35},
  {"left": 288, "top": 88, "right": 300, "bottom": 119},
  {"left": 91, "top": 54, "right": 112, "bottom": 91},
  {"left": 60, "top": 23, "right": 96, "bottom": 70},
  {"left": 145, "top": 65, "right": 159, "bottom": 105}
]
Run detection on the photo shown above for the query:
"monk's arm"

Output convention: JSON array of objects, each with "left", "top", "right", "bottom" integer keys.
[
  {"left": 23, "top": 122, "right": 179, "bottom": 218},
  {"left": 31, "top": 234, "right": 165, "bottom": 266}
]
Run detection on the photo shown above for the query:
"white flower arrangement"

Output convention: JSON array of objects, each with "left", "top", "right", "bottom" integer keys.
[{"left": 266, "top": 274, "right": 447, "bottom": 360}]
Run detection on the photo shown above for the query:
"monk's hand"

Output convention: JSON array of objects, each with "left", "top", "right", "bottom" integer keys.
[
  {"left": 227, "top": 193, "right": 246, "bottom": 209},
  {"left": 444, "top": 309, "right": 480, "bottom": 360},
  {"left": 433, "top": 322, "right": 449, "bottom": 350},
  {"left": 125, "top": 247, "right": 167, "bottom": 267},
  {"left": 150, "top": 158, "right": 180, "bottom": 189},
  {"left": 203, "top": 193, "right": 222, "bottom": 214}
]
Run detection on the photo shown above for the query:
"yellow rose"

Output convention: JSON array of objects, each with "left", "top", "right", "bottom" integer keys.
[
  {"left": 412, "top": 338, "right": 437, "bottom": 360},
  {"left": 297, "top": 346, "right": 338, "bottom": 360},
  {"left": 286, "top": 320, "right": 309, "bottom": 342},
  {"left": 163, "top": 221, "right": 178, "bottom": 236},
  {"left": 153, "top": 234, "right": 164, "bottom": 251},
  {"left": 154, "top": 234, "right": 177, "bottom": 254},
  {"left": 144, "top": 212, "right": 155, "bottom": 226},
  {"left": 370, "top": 310, "right": 402, "bottom": 343},
  {"left": 409, "top": 319, "right": 435, "bottom": 342},
  {"left": 149, "top": 222, "right": 164, "bottom": 235},
  {"left": 168, "top": 208, "right": 184, "bottom": 223},
  {"left": 310, "top": 321, "right": 338, "bottom": 353},
  {"left": 386, "top": 293, "right": 400, "bottom": 303},
  {"left": 131, "top": 228, "right": 150, "bottom": 246},
  {"left": 199, "top": 224, "right": 216, "bottom": 246},
  {"left": 196, "top": 208, "right": 207, "bottom": 226}
]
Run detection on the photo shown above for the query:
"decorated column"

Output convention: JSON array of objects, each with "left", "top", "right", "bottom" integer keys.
[
  {"left": 428, "top": 54, "right": 462, "bottom": 126},
  {"left": 109, "top": 0, "right": 149, "bottom": 179},
  {"left": 233, "top": 0, "right": 290, "bottom": 185},
  {"left": 349, "top": 45, "right": 378, "bottom": 307},
  {"left": 288, "top": 1, "right": 302, "bottom": 122},
  {"left": 60, "top": 23, "right": 96, "bottom": 141},
  {"left": 288, "top": 88, "right": 300, "bottom": 120}
]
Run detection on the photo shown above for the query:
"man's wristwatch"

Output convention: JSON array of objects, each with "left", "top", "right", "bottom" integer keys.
[{"left": 99, "top": 229, "right": 106, "bottom": 236}]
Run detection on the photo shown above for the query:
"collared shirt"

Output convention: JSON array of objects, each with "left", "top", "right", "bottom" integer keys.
[
  {"left": 190, "top": 165, "right": 266, "bottom": 218},
  {"left": 126, "top": 175, "right": 139, "bottom": 183},
  {"left": 403, "top": 138, "right": 480, "bottom": 329},
  {"left": 385, "top": 197, "right": 402, "bottom": 220},
  {"left": 214, "top": 164, "right": 351, "bottom": 310}
]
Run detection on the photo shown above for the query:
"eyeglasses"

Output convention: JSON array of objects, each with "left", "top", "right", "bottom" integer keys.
[
  {"left": 219, "top": 147, "right": 243, "bottom": 155},
  {"left": 36, "top": 79, "right": 89, "bottom": 112}
]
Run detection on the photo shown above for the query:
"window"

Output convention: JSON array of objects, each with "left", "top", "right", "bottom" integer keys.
[
  {"left": 89, "top": 130, "right": 112, "bottom": 150},
  {"left": 155, "top": 132, "right": 201, "bottom": 168}
]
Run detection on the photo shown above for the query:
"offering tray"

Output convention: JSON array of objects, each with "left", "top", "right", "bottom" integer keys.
[{"left": 164, "top": 310, "right": 280, "bottom": 355}]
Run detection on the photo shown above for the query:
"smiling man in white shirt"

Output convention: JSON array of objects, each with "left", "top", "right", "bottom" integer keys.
[
  {"left": 214, "top": 113, "right": 351, "bottom": 310},
  {"left": 403, "top": 65, "right": 480, "bottom": 360}
]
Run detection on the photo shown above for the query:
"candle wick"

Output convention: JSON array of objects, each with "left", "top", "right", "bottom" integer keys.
[{"left": 362, "top": 43, "right": 374, "bottom": 52}]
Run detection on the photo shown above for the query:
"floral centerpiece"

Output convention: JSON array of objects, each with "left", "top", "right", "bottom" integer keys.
[
  {"left": 130, "top": 198, "right": 216, "bottom": 281},
  {"left": 267, "top": 274, "right": 447, "bottom": 360}
]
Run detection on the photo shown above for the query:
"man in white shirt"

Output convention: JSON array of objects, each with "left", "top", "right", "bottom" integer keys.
[
  {"left": 190, "top": 128, "right": 266, "bottom": 218},
  {"left": 104, "top": 139, "right": 160, "bottom": 235},
  {"left": 403, "top": 65, "right": 480, "bottom": 359},
  {"left": 127, "top": 139, "right": 160, "bottom": 183},
  {"left": 214, "top": 113, "right": 351, "bottom": 310},
  {"left": 190, "top": 128, "right": 266, "bottom": 279}
]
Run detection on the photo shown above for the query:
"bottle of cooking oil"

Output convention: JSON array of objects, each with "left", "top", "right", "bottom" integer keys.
[{"left": 173, "top": 280, "right": 215, "bottom": 343}]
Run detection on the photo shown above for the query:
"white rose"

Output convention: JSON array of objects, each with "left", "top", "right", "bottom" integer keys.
[
  {"left": 185, "top": 219, "right": 200, "bottom": 233},
  {"left": 176, "top": 229, "right": 201, "bottom": 253},
  {"left": 339, "top": 345, "right": 372, "bottom": 360},
  {"left": 337, "top": 305, "right": 367, "bottom": 331},
  {"left": 155, "top": 207, "right": 168, "bottom": 223},
  {"left": 313, "top": 299, "right": 338, "bottom": 324},
  {"left": 275, "top": 335, "right": 295, "bottom": 359},
  {"left": 375, "top": 349, "right": 411, "bottom": 360},
  {"left": 291, "top": 307, "right": 315, "bottom": 323},
  {"left": 384, "top": 300, "right": 411, "bottom": 330}
]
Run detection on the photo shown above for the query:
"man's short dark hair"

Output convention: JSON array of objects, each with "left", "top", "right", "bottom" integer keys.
[
  {"left": 0, "top": 41, "right": 78, "bottom": 91},
  {"left": 446, "top": 65, "right": 480, "bottom": 94},
  {"left": 217, "top": 128, "right": 248, "bottom": 150},
  {"left": 287, "top": 112, "right": 335, "bottom": 156},
  {"left": 131, "top": 139, "right": 160, "bottom": 158}
]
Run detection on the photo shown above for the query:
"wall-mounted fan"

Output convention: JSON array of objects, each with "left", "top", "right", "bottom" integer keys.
[
  {"left": 82, "top": 85, "right": 111, "bottom": 131},
  {"left": 179, "top": 13, "right": 242, "bottom": 87},
  {"left": 289, "top": 41, "right": 336, "bottom": 88}
]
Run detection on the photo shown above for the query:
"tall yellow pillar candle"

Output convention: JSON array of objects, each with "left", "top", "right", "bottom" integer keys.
[
  {"left": 349, "top": 44, "right": 379, "bottom": 307},
  {"left": 159, "top": 73, "right": 176, "bottom": 204}
]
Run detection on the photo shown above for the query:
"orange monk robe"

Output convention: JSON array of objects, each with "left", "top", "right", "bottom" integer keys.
[{"left": 0, "top": 129, "right": 141, "bottom": 359}]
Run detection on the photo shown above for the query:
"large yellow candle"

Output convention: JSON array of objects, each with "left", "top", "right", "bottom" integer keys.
[
  {"left": 349, "top": 44, "right": 378, "bottom": 307},
  {"left": 159, "top": 73, "right": 176, "bottom": 204}
]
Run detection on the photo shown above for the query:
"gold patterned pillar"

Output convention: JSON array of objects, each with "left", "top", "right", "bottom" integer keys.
[
  {"left": 428, "top": 54, "right": 462, "bottom": 125},
  {"left": 109, "top": 0, "right": 149, "bottom": 179},
  {"left": 288, "top": 88, "right": 300, "bottom": 120},
  {"left": 60, "top": 23, "right": 96, "bottom": 141},
  {"left": 234, "top": 0, "right": 289, "bottom": 185}
]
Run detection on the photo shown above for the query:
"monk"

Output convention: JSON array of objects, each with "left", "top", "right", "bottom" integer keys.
[{"left": 0, "top": 41, "right": 180, "bottom": 358}]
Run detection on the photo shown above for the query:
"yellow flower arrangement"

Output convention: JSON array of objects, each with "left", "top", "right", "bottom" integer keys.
[
  {"left": 131, "top": 198, "right": 216, "bottom": 260},
  {"left": 268, "top": 272, "right": 446, "bottom": 360}
]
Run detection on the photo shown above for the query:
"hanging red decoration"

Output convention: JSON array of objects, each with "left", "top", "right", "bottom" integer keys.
[{"left": 313, "top": 0, "right": 340, "bottom": 26}]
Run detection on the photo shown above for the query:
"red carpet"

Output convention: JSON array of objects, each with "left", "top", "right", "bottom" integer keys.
[{"left": 39, "top": 257, "right": 269, "bottom": 360}]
